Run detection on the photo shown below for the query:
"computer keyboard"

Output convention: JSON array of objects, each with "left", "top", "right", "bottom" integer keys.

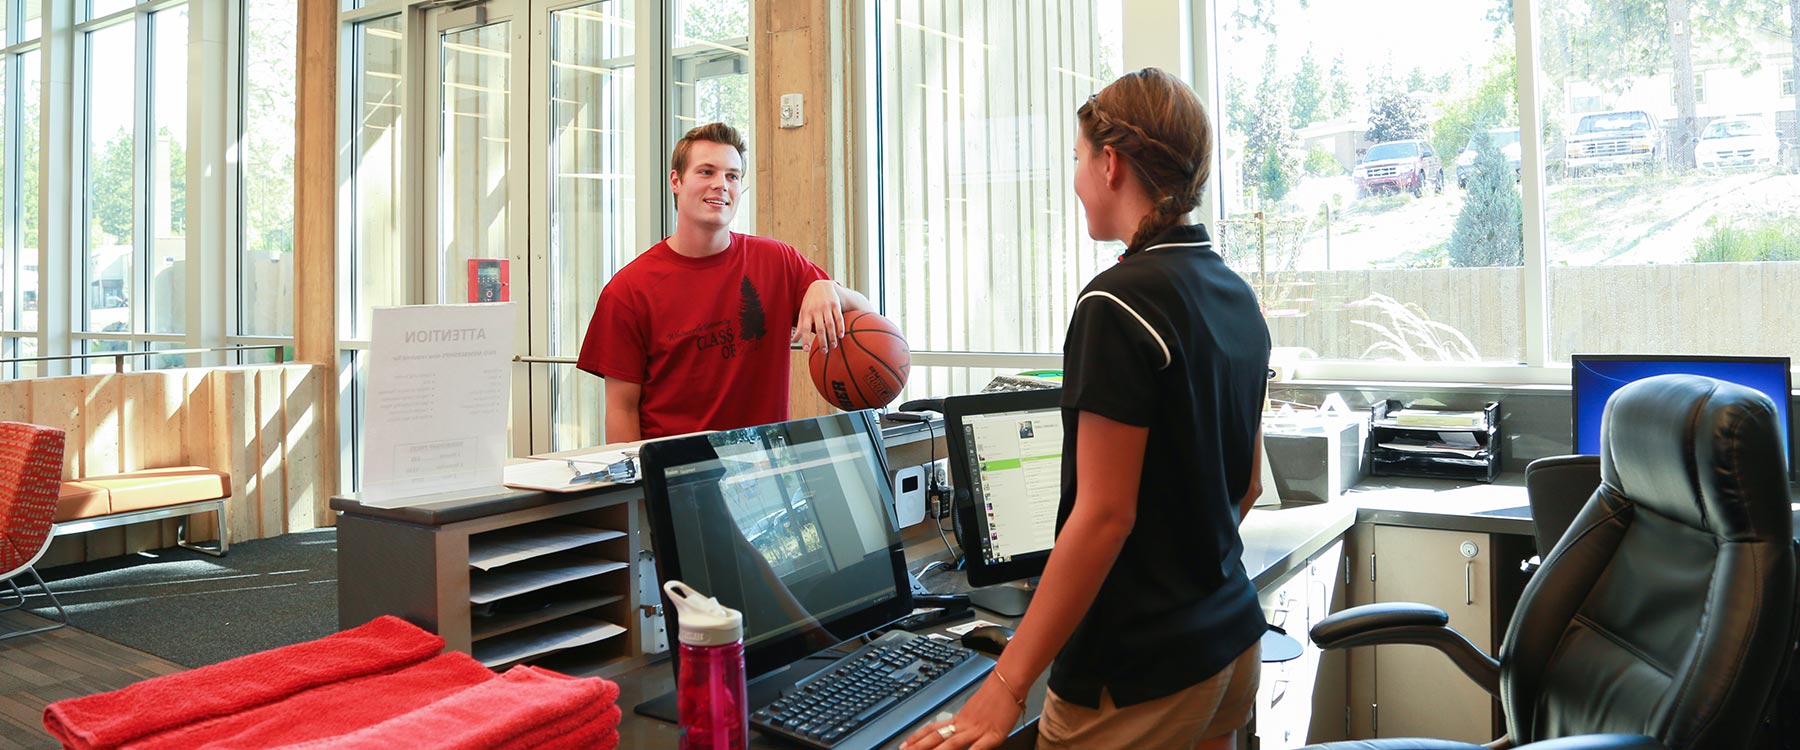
[{"left": 751, "top": 629, "right": 992, "bottom": 750}]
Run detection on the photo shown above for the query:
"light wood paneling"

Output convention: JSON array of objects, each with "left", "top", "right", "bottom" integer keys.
[
  {"left": 283, "top": 366, "right": 327, "bottom": 530},
  {"left": 83, "top": 376, "right": 122, "bottom": 477},
  {"left": 254, "top": 368, "right": 287, "bottom": 539},
  {"left": 218, "top": 370, "right": 261, "bottom": 546},
  {"left": 183, "top": 369, "right": 222, "bottom": 545},
  {"left": 0, "top": 366, "right": 333, "bottom": 567}
]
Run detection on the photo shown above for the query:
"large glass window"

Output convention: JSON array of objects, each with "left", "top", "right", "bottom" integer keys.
[
  {"left": 1541, "top": 0, "right": 1800, "bottom": 360},
  {"left": 1215, "top": 0, "right": 1523, "bottom": 365},
  {"left": 240, "top": 0, "right": 297, "bottom": 337},
  {"left": 85, "top": 20, "right": 136, "bottom": 342},
  {"left": 548, "top": 0, "right": 635, "bottom": 451},
  {"left": 347, "top": 15, "right": 404, "bottom": 341},
  {"left": 148, "top": 5, "right": 187, "bottom": 336},
  {"left": 17, "top": 48, "right": 37, "bottom": 336},
  {"left": 0, "top": 2, "right": 299, "bottom": 379},
  {"left": 670, "top": 0, "right": 752, "bottom": 231},
  {"left": 873, "top": 0, "right": 1124, "bottom": 389},
  {"left": 436, "top": 21, "right": 511, "bottom": 306}
]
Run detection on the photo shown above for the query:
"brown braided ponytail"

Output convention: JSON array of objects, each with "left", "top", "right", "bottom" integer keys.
[{"left": 1076, "top": 68, "right": 1213, "bottom": 256}]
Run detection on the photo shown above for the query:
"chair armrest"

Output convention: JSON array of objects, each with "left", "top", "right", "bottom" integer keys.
[
  {"left": 1309, "top": 602, "right": 1500, "bottom": 697},
  {"left": 1515, "top": 735, "right": 1665, "bottom": 750}
]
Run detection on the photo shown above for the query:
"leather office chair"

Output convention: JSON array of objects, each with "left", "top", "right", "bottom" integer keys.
[
  {"left": 0, "top": 422, "right": 70, "bottom": 639},
  {"left": 1523, "top": 454, "right": 1601, "bottom": 558},
  {"left": 1303, "top": 375, "right": 1796, "bottom": 750}
]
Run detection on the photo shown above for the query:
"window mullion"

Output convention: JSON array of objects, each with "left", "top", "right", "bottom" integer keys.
[{"left": 1516, "top": 0, "right": 1548, "bottom": 368}]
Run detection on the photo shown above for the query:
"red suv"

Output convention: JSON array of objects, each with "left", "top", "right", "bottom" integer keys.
[{"left": 1354, "top": 139, "right": 1443, "bottom": 198}]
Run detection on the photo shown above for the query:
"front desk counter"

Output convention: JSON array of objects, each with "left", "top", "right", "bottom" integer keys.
[{"left": 607, "top": 474, "right": 1547, "bottom": 749}]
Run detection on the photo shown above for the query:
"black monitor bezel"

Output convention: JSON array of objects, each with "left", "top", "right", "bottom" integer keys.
[
  {"left": 637, "top": 410, "right": 914, "bottom": 681},
  {"left": 1570, "top": 353, "right": 1796, "bottom": 479},
  {"left": 943, "top": 388, "right": 1065, "bottom": 588}
]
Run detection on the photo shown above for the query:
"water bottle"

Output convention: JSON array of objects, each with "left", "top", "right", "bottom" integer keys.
[{"left": 665, "top": 580, "right": 747, "bottom": 750}]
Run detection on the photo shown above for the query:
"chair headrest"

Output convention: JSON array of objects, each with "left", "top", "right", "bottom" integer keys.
[{"left": 1599, "top": 374, "right": 1791, "bottom": 541}]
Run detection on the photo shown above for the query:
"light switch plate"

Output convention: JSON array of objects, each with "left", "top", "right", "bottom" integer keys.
[{"left": 779, "top": 93, "right": 805, "bottom": 128}]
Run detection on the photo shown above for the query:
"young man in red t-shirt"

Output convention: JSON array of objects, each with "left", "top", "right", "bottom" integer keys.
[{"left": 576, "top": 123, "right": 873, "bottom": 442}]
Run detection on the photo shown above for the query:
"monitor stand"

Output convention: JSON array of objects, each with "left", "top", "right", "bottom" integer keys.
[
  {"left": 968, "top": 579, "right": 1037, "bottom": 617},
  {"left": 634, "top": 650, "right": 842, "bottom": 723}
]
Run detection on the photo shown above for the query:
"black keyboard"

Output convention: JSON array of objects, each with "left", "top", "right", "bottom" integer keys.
[{"left": 751, "top": 629, "right": 992, "bottom": 749}]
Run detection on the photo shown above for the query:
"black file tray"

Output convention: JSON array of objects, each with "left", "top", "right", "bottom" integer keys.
[{"left": 1366, "top": 400, "right": 1500, "bottom": 483}]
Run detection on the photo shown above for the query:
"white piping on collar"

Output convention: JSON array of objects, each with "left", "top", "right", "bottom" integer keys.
[{"left": 1138, "top": 240, "right": 1213, "bottom": 254}]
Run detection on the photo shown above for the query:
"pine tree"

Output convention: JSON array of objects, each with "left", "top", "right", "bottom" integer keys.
[
  {"left": 1449, "top": 127, "right": 1524, "bottom": 267},
  {"left": 738, "top": 277, "right": 766, "bottom": 341},
  {"left": 1242, "top": 45, "right": 1300, "bottom": 205},
  {"left": 1290, "top": 52, "right": 1324, "bottom": 128},
  {"left": 1325, "top": 54, "right": 1354, "bottom": 119},
  {"left": 1366, "top": 87, "right": 1428, "bottom": 143}
]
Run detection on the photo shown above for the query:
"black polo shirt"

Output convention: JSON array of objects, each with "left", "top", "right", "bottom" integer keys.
[{"left": 1048, "top": 223, "right": 1272, "bottom": 709}]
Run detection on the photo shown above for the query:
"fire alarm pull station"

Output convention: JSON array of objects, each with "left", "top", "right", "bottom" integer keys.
[{"left": 468, "top": 259, "right": 509, "bottom": 303}]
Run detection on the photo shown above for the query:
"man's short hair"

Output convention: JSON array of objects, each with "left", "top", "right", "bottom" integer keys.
[{"left": 670, "top": 122, "right": 747, "bottom": 175}]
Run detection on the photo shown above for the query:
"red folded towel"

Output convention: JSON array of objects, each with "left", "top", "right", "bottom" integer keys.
[
  {"left": 125, "top": 652, "right": 495, "bottom": 750},
  {"left": 273, "top": 665, "right": 622, "bottom": 750},
  {"left": 44, "top": 616, "right": 444, "bottom": 750}
]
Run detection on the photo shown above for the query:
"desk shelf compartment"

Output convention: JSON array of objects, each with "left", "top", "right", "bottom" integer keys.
[
  {"left": 469, "top": 552, "right": 629, "bottom": 604},
  {"left": 469, "top": 522, "right": 626, "bottom": 571},
  {"left": 473, "top": 614, "right": 630, "bottom": 669},
  {"left": 472, "top": 592, "right": 625, "bottom": 642},
  {"left": 1367, "top": 400, "right": 1501, "bottom": 483}
]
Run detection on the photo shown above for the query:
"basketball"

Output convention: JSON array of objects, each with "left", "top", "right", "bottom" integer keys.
[{"left": 809, "top": 311, "right": 911, "bottom": 411}]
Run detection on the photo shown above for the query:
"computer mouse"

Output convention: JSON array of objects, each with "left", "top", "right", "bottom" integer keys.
[{"left": 960, "top": 625, "right": 1014, "bottom": 656}]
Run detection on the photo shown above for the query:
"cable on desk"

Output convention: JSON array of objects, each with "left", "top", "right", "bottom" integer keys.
[{"left": 924, "top": 413, "right": 960, "bottom": 565}]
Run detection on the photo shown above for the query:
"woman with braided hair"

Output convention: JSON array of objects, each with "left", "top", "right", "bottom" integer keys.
[{"left": 903, "top": 68, "right": 1271, "bottom": 750}]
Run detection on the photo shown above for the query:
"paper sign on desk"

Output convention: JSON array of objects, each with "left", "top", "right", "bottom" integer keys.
[{"left": 360, "top": 303, "right": 516, "bottom": 507}]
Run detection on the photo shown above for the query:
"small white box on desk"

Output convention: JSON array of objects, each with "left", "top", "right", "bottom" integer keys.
[{"left": 1263, "top": 416, "right": 1366, "bottom": 504}]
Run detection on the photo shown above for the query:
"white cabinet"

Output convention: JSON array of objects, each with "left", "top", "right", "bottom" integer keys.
[{"left": 1252, "top": 540, "right": 1347, "bottom": 749}]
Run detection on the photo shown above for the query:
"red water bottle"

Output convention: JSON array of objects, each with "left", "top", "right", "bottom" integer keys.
[{"left": 666, "top": 580, "right": 747, "bottom": 750}]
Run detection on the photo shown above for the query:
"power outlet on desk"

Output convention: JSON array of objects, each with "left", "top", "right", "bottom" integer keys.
[{"left": 638, "top": 549, "right": 669, "bottom": 654}]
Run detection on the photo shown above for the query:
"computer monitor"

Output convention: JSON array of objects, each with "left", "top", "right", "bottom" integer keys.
[
  {"left": 1571, "top": 354, "right": 1794, "bottom": 478},
  {"left": 638, "top": 410, "right": 913, "bottom": 683},
  {"left": 944, "top": 389, "right": 1066, "bottom": 590}
]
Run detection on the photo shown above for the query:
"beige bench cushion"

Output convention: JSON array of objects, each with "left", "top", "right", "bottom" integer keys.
[
  {"left": 55, "top": 481, "right": 113, "bottom": 523},
  {"left": 82, "top": 467, "right": 231, "bottom": 514}
]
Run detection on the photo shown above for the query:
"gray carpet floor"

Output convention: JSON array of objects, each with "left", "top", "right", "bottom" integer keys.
[{"left": 24, "top": 528, "right": 338, "bottom": 668}]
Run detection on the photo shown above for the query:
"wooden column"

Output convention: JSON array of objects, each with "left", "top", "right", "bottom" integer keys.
[
  {"left": 296, "top": 0, "right": 340, "bottom": 494},
  {"left": 757, "top": 0, "right": 853, "bottom": 420}
]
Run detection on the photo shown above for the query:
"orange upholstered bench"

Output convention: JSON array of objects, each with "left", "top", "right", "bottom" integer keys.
[{"left": 51, "top": 467, "right": 231, "bottom": 556}]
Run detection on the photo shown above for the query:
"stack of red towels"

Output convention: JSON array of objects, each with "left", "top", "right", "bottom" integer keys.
[{"left": 42, "top": 616, "right": 622, "bottom": 750}]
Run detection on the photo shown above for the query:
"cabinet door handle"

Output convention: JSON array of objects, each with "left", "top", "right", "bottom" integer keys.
[{"left": 1465, "top": 561, "right": 1473, "bottom": 605}]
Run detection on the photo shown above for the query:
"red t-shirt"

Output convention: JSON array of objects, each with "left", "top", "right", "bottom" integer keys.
[{"left": 577, "top": 232, "right": 829, "bottom": 439}]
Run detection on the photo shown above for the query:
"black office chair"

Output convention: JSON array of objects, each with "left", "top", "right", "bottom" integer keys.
[
  {"left": 1303, "top": 374, "right": 1796, "bottom": 750},
  {"left": 1523, "top": 454, "right": 1601, "bottom": 558}
]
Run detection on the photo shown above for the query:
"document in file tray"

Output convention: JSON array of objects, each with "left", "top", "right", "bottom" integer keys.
[
  {"left": 1391, "top": 409, "right": 1487, "bottom": 429},
  {"left": 1378, "top": 432, "right": 1485, "bottom": 457}
]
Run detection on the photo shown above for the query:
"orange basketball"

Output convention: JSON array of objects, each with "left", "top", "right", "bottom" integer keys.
[{"left": 809, "top": 311, "right": 911, "bottom": 411}]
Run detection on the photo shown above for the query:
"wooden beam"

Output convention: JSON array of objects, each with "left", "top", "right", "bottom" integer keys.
[
  {"left": 758, "top": 0, "right": 851, "bottom": 420},
  {"left": 296, "top": 1, "right": 336, "bottom": 367},
  {"left": 296, "top": 0, "right": 340, "bottom": 495}
]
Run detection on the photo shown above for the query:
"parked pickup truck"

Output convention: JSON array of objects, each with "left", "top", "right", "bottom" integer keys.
[{"left": 1565, "top": 110, "right": 1661, "bottom": 176}]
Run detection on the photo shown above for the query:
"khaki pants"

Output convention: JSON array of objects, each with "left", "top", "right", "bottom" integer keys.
[{"left": 1037, "top": 641, "right": 1260, "bottom": 750}]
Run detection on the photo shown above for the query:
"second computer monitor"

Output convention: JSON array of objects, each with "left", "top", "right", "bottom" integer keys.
[{"left": 944, "top": 388, "right": 1065, "bottom": 588}]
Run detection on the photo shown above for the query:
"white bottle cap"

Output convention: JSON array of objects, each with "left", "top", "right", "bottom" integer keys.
[{"left": 663, "top": 580, "right": 744, "bottom": 647}]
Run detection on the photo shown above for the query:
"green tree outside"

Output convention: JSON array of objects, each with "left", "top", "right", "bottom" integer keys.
[{"left": 1449, "top": 127, "right": 1524, "bottom": 267}]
